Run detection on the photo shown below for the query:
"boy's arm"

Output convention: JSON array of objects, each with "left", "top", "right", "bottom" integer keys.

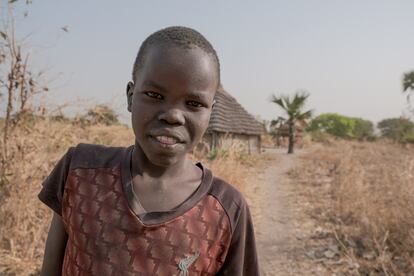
[
  {"left": 217, "top": 203, "right": 260, "bottom": 276},
  {"left": 38, "top": 147, "right": 75, "bottom": 275},
  {"left": 40, "top": 212, "right": 68, "bottom": 276},
  {"left": 38, "top": 147, "right": 74, "bottom": 215}
]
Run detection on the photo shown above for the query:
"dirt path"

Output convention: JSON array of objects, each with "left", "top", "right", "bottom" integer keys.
[{"left": 245, "top": 148, "right": 329, "bottom": 275}]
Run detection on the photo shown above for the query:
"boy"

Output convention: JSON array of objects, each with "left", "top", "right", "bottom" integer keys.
[{"left": 39, "top": 26, "right": 259, "bottom": 275}]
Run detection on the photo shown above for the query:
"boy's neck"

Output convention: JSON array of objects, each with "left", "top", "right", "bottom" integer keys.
[
  {"left": 130, "top": 142, "right": 203, "bottom": 212},
  {"left": 131, "top": 143, "right": 193, "bottom": 181}
]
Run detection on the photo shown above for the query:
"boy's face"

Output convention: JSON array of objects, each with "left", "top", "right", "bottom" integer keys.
[{"left": 127, "top": 45, "right": 218, "bottom": 167}]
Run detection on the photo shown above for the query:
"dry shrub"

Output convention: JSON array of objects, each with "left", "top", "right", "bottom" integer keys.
[
  {"left": 308, "top": 130, "right": 336, "bottom": 145},
  {"left": 301, "top": 133, "right": 314, "bottom": 148},
  {"left": 0, "top": 117, "right": 254, "bottom": 275},
  {"left": 80, "top": 104, "right": 120, "bottom": 126},
  {"left": 191, "top": 140, "right": 257, "bottom": 194},
  {"left": 292, "top": 140, "right": 414, "bottom": 275},
  {"left": 261, "top": 134, "right": 275, "bottom": 148}
]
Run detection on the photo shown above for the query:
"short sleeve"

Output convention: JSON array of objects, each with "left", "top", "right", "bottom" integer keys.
[
  {"left": 38, "top": 147, "right": 74, "bottom": 216},
  {"left": 217, "top": 202, "right": 260, "bottom": 276}
]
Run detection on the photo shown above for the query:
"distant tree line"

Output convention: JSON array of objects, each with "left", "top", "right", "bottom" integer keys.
[
  {"left": 306, "top": 113, "right": 414, "bottom": 144},
  {"left": 269, "top": 69, "right": 414, "bottom": 151}
]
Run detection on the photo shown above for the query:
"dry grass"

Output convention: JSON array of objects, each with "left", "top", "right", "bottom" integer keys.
[
  {"left": 291, "top": 140, "right": 414, "bottom": 275},
  {"left": 261, "top": 134, "right": 275, "bottom": 148},
  {"left": 197, "top": 141, "right": 259, "bottom": 194},
  {"left": 0, "top": 117, "right": 253, "bottom": 275}
]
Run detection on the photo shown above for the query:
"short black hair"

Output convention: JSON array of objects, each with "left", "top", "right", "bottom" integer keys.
[{"left": 132, "top": 26, "right": 220, "bottom": 84}]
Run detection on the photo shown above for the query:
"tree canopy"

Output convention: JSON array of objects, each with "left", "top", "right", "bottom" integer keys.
[
  {"left": 307, "top": 113, "right": 374, "bottom": 140},
  {"left": 271, "top": 91, "right": 313, "bottom": 124},
  {"left": 377, "top": 117, "right": 414, "bottom": 143},
  {"left": 403, "top": 71, "right": 414, "bottom": 100}
]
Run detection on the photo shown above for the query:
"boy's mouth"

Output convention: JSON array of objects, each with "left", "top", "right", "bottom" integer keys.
[{"left": 154, "top": 135, "right": 179, "bottom": 145}]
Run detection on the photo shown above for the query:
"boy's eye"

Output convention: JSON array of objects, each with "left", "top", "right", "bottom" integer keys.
[
  {"left": 144, "top": 91, "right": 163, "bottom": 100},
  {"left": 187, "top": 100, "right": 204, "bottom": 108}
]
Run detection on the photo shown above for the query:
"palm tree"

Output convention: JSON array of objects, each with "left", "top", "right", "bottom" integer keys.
[
  {"left": 403, "top": 71, "right": 414, "bottom": 100},
  {"left": 270, "top": 91, "right": 313, "bottom": 154}
]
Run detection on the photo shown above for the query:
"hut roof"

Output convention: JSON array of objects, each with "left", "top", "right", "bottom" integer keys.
[{"left": 207, "top": 86, "right": 263, "bottom": 135}]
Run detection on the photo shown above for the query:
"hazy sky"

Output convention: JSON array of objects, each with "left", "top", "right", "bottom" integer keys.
[{"left": 7, "top": 0, "right": 414, "bottom": 124}]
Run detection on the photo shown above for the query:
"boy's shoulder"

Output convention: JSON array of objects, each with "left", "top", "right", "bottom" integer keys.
[
  {"left": 208, "top": 174, "right": 249, "bottom": 233},
  {"left": 68, "top": 143, "right": 130, "bottom": 170},
  {"left": 209, "top": 175, "right": 247, "bottom": 209}
]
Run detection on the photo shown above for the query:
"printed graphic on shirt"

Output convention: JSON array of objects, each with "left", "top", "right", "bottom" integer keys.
[
  {"left": 61, "top": 167, "right": 232, "bottom": 276},
  {"left": 178, "top": 252, "right": 200, "bottom": 276}
]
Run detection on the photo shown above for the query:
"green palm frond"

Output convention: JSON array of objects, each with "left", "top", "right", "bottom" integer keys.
[
  {"left": 296, "top": 109, "right": 313, "bottom": 121},
  {"left": 270, "top": 116, "right": 286, "bottom": 127},
  {"left": 270, "top": 90, "right": 312, "bottom": 154},
  {"left": 270, "top": 90, "right": 311, "bottom": 123},
  {"left": 403, "top": 71, "right": 414, "bottom": 92},
  {"left": 270, "top": 94, "right": 287, "bottom": 111},
  {"left": 292, "top": 91, "right": 307, "bottom": 105}
]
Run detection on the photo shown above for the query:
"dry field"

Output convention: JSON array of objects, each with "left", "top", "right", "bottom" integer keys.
[
  {"left": 1, "top": 117, "right": 413, "bottom": 275},
  {"left": 290, "top": 140, "right": 414, "bottom": 275}
]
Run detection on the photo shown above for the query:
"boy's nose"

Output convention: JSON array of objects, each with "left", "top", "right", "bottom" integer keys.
[{"left": 158, "top": 109, "right": 185, "bottom": 125}]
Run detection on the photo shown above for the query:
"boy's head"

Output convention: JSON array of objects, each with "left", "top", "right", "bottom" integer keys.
[
  {"left": 127, "top": 26, "right": 220, "bottom": 167},
  {"left": 132, "top": 26, "right": 220, "bottom": 85}
]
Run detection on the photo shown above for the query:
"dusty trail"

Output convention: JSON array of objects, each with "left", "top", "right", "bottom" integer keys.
[{"left": 245, "top": 148, "right": 328, "bottom": 275}]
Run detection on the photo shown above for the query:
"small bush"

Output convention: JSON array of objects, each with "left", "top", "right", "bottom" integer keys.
[
  {"left": 377, "top": 117, "right": 414, "bottom": 143},
  {"left": 81, "top": 104, "right": 119, "bottom": 126},
  {"left": 50, "top": 113, "right": 71, "bottom": 123},
  {"left": 404, "top": 132, "right": 414, "bottom": 143},
  {"left": 307, "top": 130, "right": 334, "bottom": 144}
]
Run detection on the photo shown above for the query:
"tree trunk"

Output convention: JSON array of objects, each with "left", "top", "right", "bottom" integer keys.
[
  {"left": 288, "top": 121, "right": 295, "bottom": 154},
  {"left": 3, "top": 70, "right": 15, "bottom": 161}
]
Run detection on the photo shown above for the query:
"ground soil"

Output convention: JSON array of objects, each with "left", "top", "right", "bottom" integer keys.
[{"left": 245, "top": 148, "right": 330, "bottom": 276}]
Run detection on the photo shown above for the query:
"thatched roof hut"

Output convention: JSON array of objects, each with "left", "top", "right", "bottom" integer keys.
[{"left": 204, "top": 86, "right": 263, "bottom": 154}]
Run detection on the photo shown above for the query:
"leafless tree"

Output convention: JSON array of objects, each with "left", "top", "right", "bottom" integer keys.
[{"left": 0, "top": 4, "right": 47, "bottom": 178}]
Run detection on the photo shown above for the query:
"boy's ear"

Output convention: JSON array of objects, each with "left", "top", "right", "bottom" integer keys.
[{"left": 126, "top": 81, "right": 134, "bottom": 112}]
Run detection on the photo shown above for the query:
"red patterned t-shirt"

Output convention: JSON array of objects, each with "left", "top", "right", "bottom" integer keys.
[{"left": 39, "top": 144, "right": 259, "bottom": 275}]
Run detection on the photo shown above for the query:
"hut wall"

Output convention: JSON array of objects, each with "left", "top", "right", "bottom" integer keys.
[
  {"left": 248, "top": 135, "right": 261, "bottom": 154},
  {"left": 203, "top": 132, "right": 260, "bottom": 154}
]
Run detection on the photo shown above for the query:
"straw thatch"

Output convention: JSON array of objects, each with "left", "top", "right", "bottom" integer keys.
[{"left": 207, "top": 86, "right": 263, "bottom": 135}]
